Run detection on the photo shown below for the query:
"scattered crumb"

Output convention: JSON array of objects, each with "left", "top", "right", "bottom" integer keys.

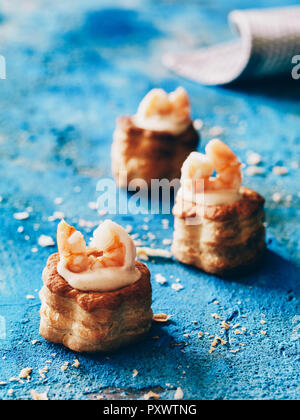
[
  {"left": 246, "top": 166, "right": 265, "bottom": 176},
  {"left": 171, "top": 283, "right": 184, "bottom": 291},
  {"left": 9, "top": 377, "right": 20, "bottom": 382},
  {"left": 273, "top": 166, "right": 288, "bottom": 175},
  {"left": 17, "top": 226, "right": 24, "bottom": 233},
  {"left": 26, "top": 295, "right": 35, "bottom": 300},
  {"left": 0, "top": 381, "right": 7, "bottom": 385},
  {"left": 213, "top": 301, "right": 219, "bottom": 305},
  {"left": 153, "top": 313, "right": 171, "bottom": 323},
  {"left": 136, "top": 247, "right": 172, "bottom": 260},
  {"left": 247, "top": 152, "right": 262, "bottom": 166},
  {"left": 211, "top": 313, "right": 222, "bottom": 320},
  {"left": 229, "top": 349, "right": 240, "bottom": 354},
  {"left": 72, "top": 359, "right": 80, "bottom": 368},
  {"left": 260, "top": 320, "right": 266, "bottom": 325},
  {"left": 61, "top": 365, "right": 68, "bottom": 372},
  {"left": 234, "top": 329, "right": 242, "bottom": 335},
  {"left": 174, "top": 387, "right": 183, "bottom": 400},
  {"left": 19, "top": 367, "right": 32, "bottom": 380},
  {"left": 261, "top": 330, "right": 267, "bottom": 335},
  {"left": 221, "top": 321, "right": 230, "bottom": 330},
  {"left": 143, "top": 391, "right": 160, "bottom": 400},
  {"left": 31, "top": 340, "right": 39, "bottom": 345},
  {"left": 217, "top": 336, "right": 227, "bottom": 345},
  {"left": 193, "top": 119, "right": 203, "bottom": 130},
  {"left": 78, "top": 219, "right": 99, "bottom": 229},
  {"left": 13, "top": 211, "right": 29, "bottom": 220},
  {"left": 30, "top": 389, "right": 48, "bottom": 400},
  {"left": 162, "top": 238, "right": 172, "bottom": 245},
  {"left": 209, "top": 126, "right": 223, "bottom": 137},
  {"left": 192, "top": 320, "right": 198, "bottom": 324},
  {"left": 155, "top": 273, "right": 167, "bottom": 285},
  {"left": 98, "top": 209, "right": 107, "bottom": 217},
  {"left": 38, "top": 235, "right": 55, "bottom": 247},
  {"left": 209, "top": 347, "right": 216, "bottom": 354},
  {"left": 162, "top": 219, "right": 169, "bottom": 229},
  {"left": 39, "top": 368, "right": 48, "bottom": 379},
  {"left": 132, "top": 369, "right": 138, "bottom": 378},
  {"left": 54, "top": 197, "right": 63, "bottom": 205},
  {"left": 198, "top": 332, "right": 203, "bottom": 338},
  {"left": 48, "top": 211, "right": 64, "bottom": 222},
  {"left": 272, "top": 192, "right": 282, "bottom": 203},
  {"left": 88, "top": 202, "right": 97, "bottom": 210},
  {"left": 31, "top": 247, "right": 38, "bottom": 253},
  {"left": 8, "top": 389, "right": 14, "bottom": 396},
  {"left": 232, "top": 323, "right": 240, "bottom": 329}
]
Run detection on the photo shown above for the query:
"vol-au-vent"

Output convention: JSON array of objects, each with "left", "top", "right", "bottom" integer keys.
[
  {"left": 172, "top": 139, "right": 265, "bottom": 275},
  {"left": 39, "top": 219, "right": 153, "bottom": 352},
  {"left": 111, "top": 87, "right": 200, "bottom": 187}
]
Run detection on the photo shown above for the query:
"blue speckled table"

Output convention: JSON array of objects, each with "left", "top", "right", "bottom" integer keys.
[{"left": 0, "top": 0, "right": 299, "bottom": 400}]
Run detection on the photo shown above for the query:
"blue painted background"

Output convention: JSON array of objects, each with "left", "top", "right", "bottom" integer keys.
[{"left": 0, "top": 0, "right": 299, "bottom": 400}]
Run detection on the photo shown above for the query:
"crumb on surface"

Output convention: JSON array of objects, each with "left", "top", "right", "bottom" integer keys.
[
  {"left": 273, "top": 166, "right": 288, "bottom": 175},
  {"left": 221, "top": 321, "right": 230, "bottom": 330},
  {"left": 30, "top": 389, "right": 48, "bottom": 400},
  {"left": 19, "top": 367, "right": 32, "bottom": 380},
  {"left": 153, "top": 313, "right": 171, "bottom": 322},
  {"left": 38, "top": 235, "right": 55, "bottom": 247},
  {"left": 72, "top": 359, "right": 80, "bottom": 368},
  {"left": 13, "top": 211, "right": 29, "bottom": 220},
  {"left": 171, "top": 283, "right": 184, "bottom": 291},
  {"left": 143, "top": 390, "right": 160, "bottom": 400},
  {"left": 155, "top": 273, "right": 167, "bottom": 285},
  {"left": 136, "top": 247, "right": 172, "bottom": 260},
  {"left": 174, "top": 387, "right": 183, "bottom": 400}
]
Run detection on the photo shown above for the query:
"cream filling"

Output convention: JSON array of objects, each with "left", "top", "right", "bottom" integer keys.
[
  {"left": 57, "top": 258, "right": 141, "bottom": 292},
  {"left": 177, "top": 187, "right": 241, "bottom": 206},
  {"left": 132, "top": 114, "right": 190, "bottom": 136}
]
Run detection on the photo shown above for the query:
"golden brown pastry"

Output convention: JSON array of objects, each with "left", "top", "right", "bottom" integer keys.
[
  {"left": 39, "top": 220, "right": 152, "bottom": 352},
  {"left": 172, "top": 139, "right": 265, "bottom": 275},
  {"left": 112, "top": 87, "right": 199, "bottom": 187}
]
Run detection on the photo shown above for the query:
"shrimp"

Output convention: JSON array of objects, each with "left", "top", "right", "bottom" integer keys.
[
  {"left": 57, "top": 220, "right": 89, "bottom": 273},
  {"left": 90, "top": 221, "right": 126, "bottom": 268},
  {"left": 181, "top": 139, "right": 242, "bottom": 192},
  {"left": 181, "top": 151, "right": 214, "bottom": 193},
  {"left": 57, "top": 219, "right": 134, "bottom": 274},
  {"left": 136, "top": 87, "right": 190, "bottom": 123}
]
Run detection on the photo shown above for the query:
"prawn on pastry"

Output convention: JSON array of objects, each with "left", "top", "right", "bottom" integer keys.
[
  {"left": 39, "top": 219, "right": 153, "bottom": 352},
  {"left": 172, "top": 139, "right": 265, "bottom": 275},
  {"left": 112, "top": 87, "right": 200, "bottom": 187}
]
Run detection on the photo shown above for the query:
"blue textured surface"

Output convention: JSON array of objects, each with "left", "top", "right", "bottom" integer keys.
[{"left": 0, "top": 0, "right": 299, "bottom": 400}]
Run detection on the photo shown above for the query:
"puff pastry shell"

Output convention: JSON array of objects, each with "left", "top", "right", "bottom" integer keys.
[
  {"left": 112, "top": 116, "right": 199, "bottom": 187},
  {"left": 172, "top": 187, "right": 265, "bottom": 275},
  {"left": 39, "top": 253, "right": 153, "bottom": 352}
]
